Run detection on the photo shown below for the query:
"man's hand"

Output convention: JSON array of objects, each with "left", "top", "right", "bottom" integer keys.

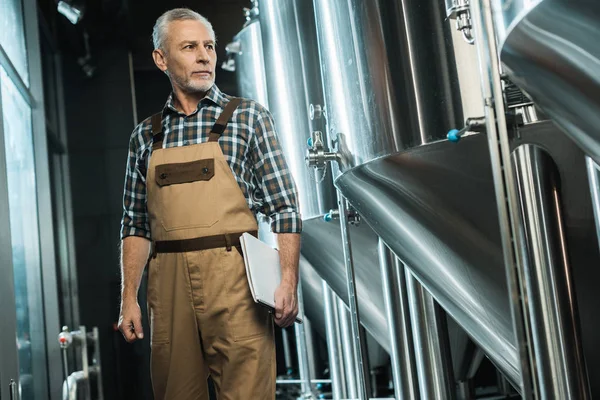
[
  {"left": 274, "top": 281, "right": 299, "bottom": 328},
  {"left": 118, "top": 298, "right": 144, "bottom": 343}
]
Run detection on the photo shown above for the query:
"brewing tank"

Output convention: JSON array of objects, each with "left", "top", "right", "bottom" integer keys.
[
  {"left": 313, "top": 0, "right": 464, "bottom": 171},
  {"left": 258, "top": 0, "right": 336, "bottom": 219},
  {"left": 497, "top": 0, "right": 600, "bottom": 165},
  {"left": 229, "top": 19, "right": 269, "bottom": 108},
  {"left": 312, "top": 0, "right": 520, "bottom": 386}
]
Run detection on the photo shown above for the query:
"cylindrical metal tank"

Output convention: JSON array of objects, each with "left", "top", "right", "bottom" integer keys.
[
  {"left": 229, "top": 19, "right": 269, "bottom": 108},
  {"left": 258, "top": 0, "right": 336, "bottom": 219},
  {"left": 313, "top": 0, "right": 464, "bottom": 171},
  {"left": 312, "top": 0, "right": 519, "bottom": 386},
  {"left": 497, "top": 0, "right": 600, "bottom": 164}
]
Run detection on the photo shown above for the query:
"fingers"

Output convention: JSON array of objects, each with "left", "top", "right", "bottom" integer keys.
[
  {"left": 119, "top": 317, "right": 138, "bottom": 343},
  {"left": 275, "top": 294, "right": 285, "bottom": 320},
  {"left": 118, "top": 303, "right": 143, "bottom": 343},
  {"left": 274, "top": 299, "right": 299, "bottom": 328},
  {"left": 132, "top": 313, "right": 144, "bottom": 340}
]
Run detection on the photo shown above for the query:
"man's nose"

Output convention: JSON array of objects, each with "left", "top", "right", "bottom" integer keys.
[{"left": 196, "top": 47, "right": 209, "bottom": 63}]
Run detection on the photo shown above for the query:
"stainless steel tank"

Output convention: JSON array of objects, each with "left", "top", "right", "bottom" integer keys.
[
  {"left": 229, "top": 19, "right": 269, "bottom": 108},
  {"left": 497, "top": 0, "right": 600, "bottom": 164},
  {"left": 312, "top": 0, "right": 520, "bottom": 386},
  {"left": 258, "top": 0, "right": 336, "bottom": 219},
  {"left": 256, "top": 0, "right": 395, "bottom": 364},
  {"left": 313, "top": 0, "right": 464, "bottom": 170}
]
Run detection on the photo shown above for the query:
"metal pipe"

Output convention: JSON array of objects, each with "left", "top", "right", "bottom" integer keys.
[
  {"left": 338, "top": 299, "right": 358, "bottom": 398},
  {"left": 585, "top": 157, "right": 600, "bottom": 253},
  {"left": 377, "top": 239, "right": 420, "bottom": 400},
  {"left": 337, "top": 190, "right": 371, "bottom": 399},
  {"left": 512, "top": 145, "right": 591, "bottom": 399},
  {"left": 469, "top": 0, "right": 533, "bottom": 395},
  {"left": 294, "top": 278, "right": 315, "bottom": 396},
  {"left": 62, "top": 371, "right": 85, "bottom": 400},
  {"left": 282, "top": 329, "right": 293, "bottom": 372},
  {"left": 323, "top": 281, "right": 345, "bottom": 400},
  {"left": 457, "top": 380, "right": 475, "bottom": 400},
  {"left": 406, "top": 271, "right": 456, "bottom": 400},
  {"left": 304, "top": 317, "right": 318, "bottom": 383}
]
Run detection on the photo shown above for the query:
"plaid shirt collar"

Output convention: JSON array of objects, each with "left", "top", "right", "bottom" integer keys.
[{"left": 163, "top": 84, "right": 228, "bottom": 116}]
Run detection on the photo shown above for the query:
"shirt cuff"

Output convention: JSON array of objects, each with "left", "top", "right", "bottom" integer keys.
[
  {"left": 270, "top": 212, "right": 303, "bottom": 233},
  {"left": 120, "top": 226, "right": 152, "bottom": 240}
]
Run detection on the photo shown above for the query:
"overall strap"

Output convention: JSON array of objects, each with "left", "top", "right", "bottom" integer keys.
[
  {"left": 151, "top": 112, "right": 164, "bottom": 151},
  {"left": 208, "top": 98, "right": 242, "bottom": 142}
]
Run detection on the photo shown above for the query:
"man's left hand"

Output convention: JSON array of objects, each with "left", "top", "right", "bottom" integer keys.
[{"left": 273, "top": 281, "right": 298, "bottom": 328}]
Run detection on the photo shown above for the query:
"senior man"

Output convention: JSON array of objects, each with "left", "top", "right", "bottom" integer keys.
[{"left": 117, "top": 8, "right": 301, "bottom": 399}]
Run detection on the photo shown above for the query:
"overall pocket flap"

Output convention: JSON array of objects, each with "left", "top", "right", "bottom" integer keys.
[{"left": 155, "top": 159, "right": 215, "bottom": 187}]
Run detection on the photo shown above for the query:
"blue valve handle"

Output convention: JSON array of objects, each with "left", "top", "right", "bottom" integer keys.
[
  {"left": 323, "top": 213, "right": 333, "bottom": 222},
  {"left": 447, "top": 127, "right": 467, "bottom": 143},
  {"left": 307, "top": 137, "right": 314, "bottom": 147}
]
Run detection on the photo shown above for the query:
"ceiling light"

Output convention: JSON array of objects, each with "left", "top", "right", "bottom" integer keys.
[{"left": 57, "top": 1, "right": 84, "bottom": 25}]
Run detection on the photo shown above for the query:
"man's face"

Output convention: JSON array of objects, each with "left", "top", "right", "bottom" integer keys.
[{"left": 156, "top": 19, "right": 217, "bottom": 94}]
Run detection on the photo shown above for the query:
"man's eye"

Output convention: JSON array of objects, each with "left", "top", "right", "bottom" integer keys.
[
  {"left": 206, "top": 44, "right": 214, "bottom": 50},
  {"left": 184, "top": 45, "right": 194, "bottom": 49}
]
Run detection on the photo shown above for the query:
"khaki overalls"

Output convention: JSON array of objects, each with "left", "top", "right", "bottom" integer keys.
[{"left": 145, "top": 98, "right": 275, "bottom": 400}]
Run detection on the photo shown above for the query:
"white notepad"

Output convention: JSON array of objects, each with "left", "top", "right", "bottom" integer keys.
[{"left": 239, "top": 233, "right": 303, "bottom": 324}]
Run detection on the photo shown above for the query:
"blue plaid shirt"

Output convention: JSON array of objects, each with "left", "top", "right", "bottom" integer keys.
[{"left": 120, "top": 85, "right": 302, "bottom": 240}]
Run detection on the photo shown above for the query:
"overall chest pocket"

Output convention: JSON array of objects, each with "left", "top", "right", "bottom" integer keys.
[{"left": 155, "top": 159, "right": 219, "bottom": 230}]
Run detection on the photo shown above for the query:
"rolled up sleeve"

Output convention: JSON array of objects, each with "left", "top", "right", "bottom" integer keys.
[
  {"left": 251, "top": 109, "right": 302, "bottom": 233},
  {"left": 120, "top": 126, "right": 151, "bottom": 240}
]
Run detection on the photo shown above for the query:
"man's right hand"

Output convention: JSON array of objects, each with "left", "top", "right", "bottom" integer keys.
[{"left": 118, "top": 299, "right": 144, "bottom": 343}]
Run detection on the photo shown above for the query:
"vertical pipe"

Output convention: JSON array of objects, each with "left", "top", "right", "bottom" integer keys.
[
  {"left": 585, "top": 157, "right": 600, "bottom": 252},
  {"left": 457, "top": 380, "right": 475, "bottom": 400},
  {"left": 304, "top": 318, "right": 318, "bottom": 382},
  {"left": 294, "top": 279, "right": 314, "bottom": 396},
  {"left": 323, "top": 281, "right": 345, "bottom": 400},
  {"left": 281, "top": 329, "right": 293, "bottom": 372},
  {"left": 512, "top": 145, "right": 591, "bottom": 399},
  {"left": 377, "top": 239, "right": 420, "bottom": 400},
  {"left": 406, "top": 271, "right": 456, "bottom": 400},
  {"left": 337, "top": 191, "right": 371, "bottom": 399},
  {"left": 469, "top": 0, "right": 534, "bottom": 396},
  {"left": 338, "top": 299, "right": 358, "bottom": 398},
  {"left": 497, "top": 370, "right": 513, "bottom": 396}
]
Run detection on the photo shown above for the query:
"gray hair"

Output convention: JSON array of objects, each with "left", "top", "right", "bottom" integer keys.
[{"left": 152, "top": 8, "right": 216, "bottom": 51}]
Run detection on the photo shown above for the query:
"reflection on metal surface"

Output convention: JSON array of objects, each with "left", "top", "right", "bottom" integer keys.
[
  {"left": 313, "top": 0, "right": 463, "bottom": 171},
  {"left": 338, "top": 300, "right": 358, "bottom": 399},
  {"left": 338, "top": 193, "right": 370, "bottom": 399},
  {"left": 230, "top": 20, "right": 269, "bottom": 107},
  {"left": 323, "top": 282, "right": 346, "bottom": 400},
  {"left": 470, "top": 0, "right": 534, "bottom": 394},
  {"left": 511, "top": 122, "right": 600, "bottom": 398},
  {"left": 500, "top": 0, "right": 600, "bottom": 164},
  {"left": 258, "top": 0, "right": 335, "bottom": 219},
  {"left": 378, "top": 240, "right": 420, "bottom": 400},
  {"left": 301, "top": 217, "right": 388, "bottom": 349},
  {"left": 406, "top": 271, "right": 456, "bottom": 400},
  {"left": 294, "top": 279, "right": 315, "bottom": 397},
  {"left": 512, "top": 145, "right": 591, "bottom": 399},
  {"left": 585, "top": 157, "right": 600, "bottom": 253},
  {"left": 335, "top": 133, "right": 520, "bottom": 387}
]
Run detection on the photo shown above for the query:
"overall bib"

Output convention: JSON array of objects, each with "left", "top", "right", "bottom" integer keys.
[{"left": 145, "top": 98, "right": 275, "bottom": 400}]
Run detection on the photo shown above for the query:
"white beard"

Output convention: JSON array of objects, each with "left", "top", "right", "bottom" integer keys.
[{"left": 171, "top": 72, "right": 214, "bottom": 94}]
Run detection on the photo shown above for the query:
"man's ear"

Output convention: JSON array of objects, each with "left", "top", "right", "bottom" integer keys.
[{"left": 152, "top": 49, "right": 168, "bottom": 73}]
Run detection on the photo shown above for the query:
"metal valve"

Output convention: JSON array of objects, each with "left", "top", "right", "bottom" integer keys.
[
  {"left": 58, "top": 326, "right": 73, "bottom": 349},
  {"left": 446, "top": 0, "right": 474, "bottom": 44},
  {"left": 323, "top": 207, "right": 360, "bottom": 226},
  {"left": 243, "top": 0, "right": 260, "bottom": 22},
  {"left": 309, "top": 104, "right": 323, "bottom": 121},
  {"left": 447, "top": 116, "right": 486, "bottom": 143},
  {"left": 305, "top": 131, "right": 340, "bottom": 170}
]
